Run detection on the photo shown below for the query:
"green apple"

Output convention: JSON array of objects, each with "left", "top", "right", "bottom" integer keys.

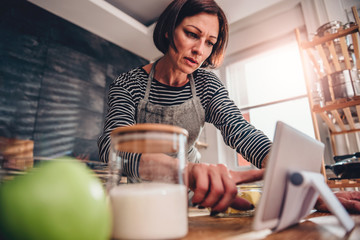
[{"left": 0, "top": 159, "right": 111, "bottom": 240}]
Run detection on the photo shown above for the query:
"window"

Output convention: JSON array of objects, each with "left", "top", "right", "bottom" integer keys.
[{"left": 226, "top": 42, "right": 315, "bottom": 166}]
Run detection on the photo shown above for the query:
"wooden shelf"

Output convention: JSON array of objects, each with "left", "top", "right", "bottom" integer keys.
[
  {"left": 313, "top": 97, "right": 360, "bottom": 136},
  {"left": 327, "top": 178, "right": 360, "bottom": 189},
  {"left": 296, "top": 6, "right": 360, "bottom": 189}
]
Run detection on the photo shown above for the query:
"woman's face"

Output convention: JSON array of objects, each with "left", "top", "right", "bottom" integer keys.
[{"left": 167, "top": 12, "right": 219, "bottom": 74}]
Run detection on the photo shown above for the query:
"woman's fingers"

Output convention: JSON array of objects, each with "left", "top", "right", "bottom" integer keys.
[
  {"left": 188, "top": 163, "right": 264, "bottom": 213},
  {"left": 229, "top": 169, "right": 265, "bottom": 184},
  {"left": 190, "top": 163, "right": 210, "bottom": 205},
  {"left": 315, "top": 191, "right": 360, "bottom": 213},
  {"left": 341, "top": 191, "right": 360, "bottom": 201},
  {"left": 338, "top": 198, "right": 360, "bottom": 213},
  {"left": 206, "top": 165, "right": 237, "bottom": 213},
  {"left": 316, "top": 197, "right": 360, "bottom": 213},
  {"left": 190, "top": 163, "right": 238, "bottom": 213},
  {"left": 139, "top": 153, "right": 179, "bottom": 182},
  {"left": 230, "top": 196, "right": 254, "bottom": 210},
  {"left": 335, "top": 191, "right": 360, "bottom": 213},
  {"left": 196, "top": 165, "right": 224, "bottom": 208}
]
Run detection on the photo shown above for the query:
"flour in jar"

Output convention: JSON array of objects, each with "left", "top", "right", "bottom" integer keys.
[{"left": 109, "top": 182, "right": 188, "bottom": 239}]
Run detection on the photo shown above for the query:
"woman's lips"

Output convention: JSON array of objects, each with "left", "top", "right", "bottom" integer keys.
[{"left": 185, "top": 57, "right": 198, "bottom": 65}]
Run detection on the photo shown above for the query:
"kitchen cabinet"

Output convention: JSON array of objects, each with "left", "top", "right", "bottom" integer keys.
[{"left": 296, "top": 6, "right": 360, "bottom": 189}]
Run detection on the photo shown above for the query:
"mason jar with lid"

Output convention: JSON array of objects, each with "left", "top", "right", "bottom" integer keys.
[{"left": 107, "top": 123, "right": 189, "bottom": 240}]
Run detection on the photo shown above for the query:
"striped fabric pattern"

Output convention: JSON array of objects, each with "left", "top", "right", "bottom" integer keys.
[{"left": 98, "top": 67, "right": 272, "bottom": 178}]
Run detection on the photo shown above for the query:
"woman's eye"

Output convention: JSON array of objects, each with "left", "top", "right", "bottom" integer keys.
[
  {"left": 186, "top": 31, "right": 198, "bottom": 39},
  {"left": 207, "top": 41, "right": 215, "bottom": 47}
]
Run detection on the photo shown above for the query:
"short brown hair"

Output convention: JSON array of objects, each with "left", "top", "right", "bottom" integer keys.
[{"left": 153, "top": 0, "right": 228, "bottom": 68}]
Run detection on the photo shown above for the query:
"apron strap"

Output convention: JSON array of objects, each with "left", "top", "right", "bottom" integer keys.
[
  {"left": 189, "top": 74, "right": 196, "bottom": 97},
  {"left": 144, "top": 60, "right": 158, "bottom": 100}
]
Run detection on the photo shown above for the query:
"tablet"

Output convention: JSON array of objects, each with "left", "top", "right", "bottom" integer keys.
[{"left": 253, "top": 121, "right": 324, "bottom": 231}]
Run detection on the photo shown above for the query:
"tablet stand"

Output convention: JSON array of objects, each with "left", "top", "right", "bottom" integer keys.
[{"left": 275, "top": 170, "right": 355, "bottom": 232}]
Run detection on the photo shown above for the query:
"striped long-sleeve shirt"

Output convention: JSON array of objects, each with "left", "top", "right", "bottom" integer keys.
[{"left": 97, "top": 67, "right": 272, "bottom": 178}]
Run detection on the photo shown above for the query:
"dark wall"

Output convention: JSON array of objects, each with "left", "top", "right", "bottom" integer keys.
[{"left": 0, "top": 0, "right": 148, "bottom": 160}]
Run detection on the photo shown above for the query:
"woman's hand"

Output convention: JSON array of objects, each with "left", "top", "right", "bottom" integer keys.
[
  {"left": 315, "top": 191, "right": 360, "bottom": 213},
  {"left": 139, "top": 153, "right": 179, "bottom": 182},
  {"left": 187, "top": 163, "right": 264, "bottom": 213}
]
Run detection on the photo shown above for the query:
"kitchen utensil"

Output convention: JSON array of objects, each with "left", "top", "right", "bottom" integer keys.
[
  {"left": 334, "top": 152, "right": 360, "bottom": 162},
  {"left": 326, "top": 157, "right": 360, "bottom": 179}
]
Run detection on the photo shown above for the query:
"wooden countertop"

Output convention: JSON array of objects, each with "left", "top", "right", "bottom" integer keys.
[{"left": 181, "top": 208, "right": 360, "bottom": 240}]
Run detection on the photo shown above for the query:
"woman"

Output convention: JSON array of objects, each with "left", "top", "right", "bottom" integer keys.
[{"left": 98, "top": 0, "right": 360, "bottom": 214}]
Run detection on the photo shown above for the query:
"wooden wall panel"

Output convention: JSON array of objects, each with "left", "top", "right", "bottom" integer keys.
[
  {"left": 0, "top": 0, "right": 148, "bottom": 161},
  {"left": 0, "top": 28, "right": 46, "bottom": 140}
]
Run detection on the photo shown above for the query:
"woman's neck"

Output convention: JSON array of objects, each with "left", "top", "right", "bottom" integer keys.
[{"left": 153, "top": 57, "right": 189, "bottom": 87}]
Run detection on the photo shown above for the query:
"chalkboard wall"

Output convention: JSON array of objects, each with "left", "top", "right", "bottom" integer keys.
[{"left": 0, "top": 0, "right": 148, "bottom": 160}]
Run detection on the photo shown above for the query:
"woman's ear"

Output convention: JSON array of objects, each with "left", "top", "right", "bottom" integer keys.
[{"left": 165, "top": 32, "right": 168, "bottom": 39}]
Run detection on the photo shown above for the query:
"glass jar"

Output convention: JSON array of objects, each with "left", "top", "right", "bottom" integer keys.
[
  {"left": 107, "top": 123, "right": 189, "bottom": 240},
  {"left": 216, "top": 181, "right": 263, "bottom": 218}
]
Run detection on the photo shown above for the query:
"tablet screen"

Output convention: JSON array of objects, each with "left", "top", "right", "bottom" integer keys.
[{"left": 253, "top": 121, "right": 324, "bottom": 230}]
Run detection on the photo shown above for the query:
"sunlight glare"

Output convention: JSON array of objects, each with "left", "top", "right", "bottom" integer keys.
[{"left": 245, "top": 43, "right": 306, "bottom": 106}]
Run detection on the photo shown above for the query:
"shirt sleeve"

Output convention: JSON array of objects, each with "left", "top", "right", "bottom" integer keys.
[
  {"left": 205, "top": 81, "right": 272, "bottom": 169},
  {"left": 97, "top": 77, "right": 141, "bottom": 179}
]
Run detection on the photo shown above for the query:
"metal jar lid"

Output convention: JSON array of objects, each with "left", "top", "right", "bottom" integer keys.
[{"left": 315, "top": 21, "right": 343, "bottom": 37}]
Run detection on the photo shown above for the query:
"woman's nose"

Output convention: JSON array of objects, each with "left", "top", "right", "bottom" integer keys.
[{"left": 192, "top": 41, "right": 204, "bottom": 56}]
